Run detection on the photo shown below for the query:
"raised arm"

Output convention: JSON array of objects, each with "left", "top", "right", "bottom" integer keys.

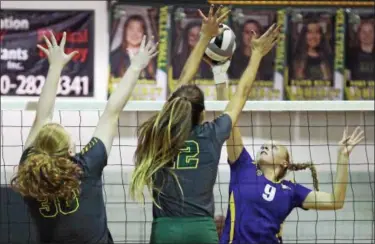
[
  {"left": 93, "top": 36, "right": 158, "bottom": 154},
  {"left": 302, "top": 127, "right": 364, "bottom": 210},
  {"left": 211, "top": 60, "right": 244, "bottom": 163},
  {"left": 24, "top": 32, "right": 78, "bottom": 149},
  {"left": 176, "top": 5, "right": 230, "bottom": 88},
  {"left": 224, "top": 24, "right": 280, "bottom": 126}
]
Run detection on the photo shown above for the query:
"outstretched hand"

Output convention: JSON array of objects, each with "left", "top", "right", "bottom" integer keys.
[
  {"left": 198, "top": 5, "right": 231, "bottom": 38},
  {"left": 129, "top": 35, "right": 158, "bottom": 71},
  {"left": 251, "top": 24, "right": 281, "bottom": 57},
  {"left": 37, "top": 31, "right": 78, "bottom": 68},
  {"left": 338, "top": 126, "right": 364, "bottom": 156}
]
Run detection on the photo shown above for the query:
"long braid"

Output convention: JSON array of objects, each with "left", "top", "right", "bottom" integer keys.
[{"left": 288, "top": 163, "right": 319, "bottom": 191}]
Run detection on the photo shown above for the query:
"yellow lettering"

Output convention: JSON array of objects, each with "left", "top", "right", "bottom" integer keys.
[
  {"left": 291, "top": 80, "right": 313, "bottom": 86},
  {"left": 137, "top": 79, "right": 155, "bottom": 85},
  {"left": 275, "top": 9, "right": 285, "bottom": 73},
  {"left": 288, "top": 86, "right": 341, "bottom": 100},
  {"left": 157, "top": 7, "right": 168, "bottom": 70},
  {"left": 334, "top": 9, "right": 344, "bottom": 70}
]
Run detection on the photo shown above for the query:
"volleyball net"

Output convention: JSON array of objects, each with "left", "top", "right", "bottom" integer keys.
[{"left": 1, "top": 101, "right": 374, "bottom": 243}]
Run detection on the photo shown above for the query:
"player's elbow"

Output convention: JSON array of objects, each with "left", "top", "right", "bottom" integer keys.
[
  {"left": 332, "top": 201, "right": 344, "bottom": 210},
  {"left": 330, "top": 195, "right": 345, "bottom": 210}
]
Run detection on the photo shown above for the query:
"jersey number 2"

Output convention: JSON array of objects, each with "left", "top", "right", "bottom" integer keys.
[
  {"left": 38, "top": 191, "right": 80, "bottom": 218},
  {"left": 175, "top": 140, "right": 200, "bottom": 169},
  {"left": 262, "top": 184, "right": 276, "bottom": 201}
]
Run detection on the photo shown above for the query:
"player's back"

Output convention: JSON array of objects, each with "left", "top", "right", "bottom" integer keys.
[
  {"left": 21, "top": 138, "right": 113, "bottom": 244},
  {"left": 152, "top": 113, "right": 232, "bottom": 218}
]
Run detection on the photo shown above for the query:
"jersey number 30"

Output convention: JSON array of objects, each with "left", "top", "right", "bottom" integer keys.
[
  {"left": 38, "top": 191, "right": 80, "bottom": 218},
  {"left": 175, "top": 140, "right": 200, "bottom": 169}
]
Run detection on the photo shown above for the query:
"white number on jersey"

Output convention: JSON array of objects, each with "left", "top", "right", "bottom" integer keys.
[{"left": 262, "top": 184, "right": 276, "bottom": 201}]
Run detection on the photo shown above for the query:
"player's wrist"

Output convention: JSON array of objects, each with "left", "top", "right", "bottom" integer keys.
[
  {"left": 199, "top": 33, "right": 212, "bottom": 42},
  {"left": 213, "top": 72, "right": 229, "bottom": 85},
  {"left": 48, "top": 63, "right": 64, "bottom": 72},
  {"left": 129, "top": 64, "right": 143, "bottom": 73}
]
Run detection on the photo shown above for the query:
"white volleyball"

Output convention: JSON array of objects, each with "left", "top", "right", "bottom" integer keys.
[{"left": 204, "top": 24, "right": 236, "bottom": 64}]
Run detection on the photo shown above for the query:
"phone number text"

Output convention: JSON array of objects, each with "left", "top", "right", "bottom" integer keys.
[{"left": 1, "top": 75, "right": 90, "bottom": 96}]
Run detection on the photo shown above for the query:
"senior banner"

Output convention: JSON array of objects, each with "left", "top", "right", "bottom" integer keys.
[
  {"left": 345, "top": 8, "right": 374, "bottom": 100},
  {"left": 109, "top": 4, "right": 168, "bottom": 100},
  {"left": 0, "top": 10, "right": 94, "bottom": 97},
  {"left": 285, "top": 8, "right": 343, "bottom": 100}
]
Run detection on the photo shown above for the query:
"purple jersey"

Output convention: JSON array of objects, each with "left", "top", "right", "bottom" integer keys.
[{"left": 220, "top": 148, "right": 312, "bottom": 244}]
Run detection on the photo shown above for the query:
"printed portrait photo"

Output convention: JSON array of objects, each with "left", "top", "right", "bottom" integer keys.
[{"left": 288, "top": 12, "right": 335, "bottom": 82}]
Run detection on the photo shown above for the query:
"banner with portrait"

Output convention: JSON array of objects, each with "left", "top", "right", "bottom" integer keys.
[
  {"left": 228, "top": 8, "right": 284, "bottom": 100},
  {"left": 345, "top": 8, "right": 374, "bottom": 100},
  {"left": 0, "top": 10, "right": 94, "bottom": 97},
  {"left": 109, "top": 5, "right": 168, "bottom": 100},
  {"left": 168, "top": 6, "right": 216, "bottom": 100},
  {"left": 285, "top": 9, "right": 342, "bottom": 100}
]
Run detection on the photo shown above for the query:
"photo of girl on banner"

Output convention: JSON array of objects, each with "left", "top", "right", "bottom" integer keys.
[
  {"left": 109, "top": 5, "right": 168, "bottom": 100},
  {"left": 287, "top": 10, "right": 341, "bottom": 100},
  {"left": 229, "top": 8, "right": 282, "bottom": 100},
  {"left": 169, "top": 6, "right": 218, "bottom": 99},
  {"left": 345, "top": 9, "right": 374, "bottom": 100}
]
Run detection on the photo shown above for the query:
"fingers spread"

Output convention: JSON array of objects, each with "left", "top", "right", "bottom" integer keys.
[
  {"left": 140, "top": 35, "right": 147, "bottom": 50},
  {"left": 351, "top": 126, "right": 361, "bottom": 137},
  {"left": 208, "top": 4, "right": 214, "bottom": 18},
  {"left": 146, "top": 36, "right": 154, "bottom": 50},
  {"left": 150, "top": 51, "right": 159, "bottom": 59},
  {"left": 342, "top": 126, "right": 348, "bottom": 140},
  {"left": 270, "top": 36, "right": 280, "bottom": 47},
  {"left": 67, "top": 50, "right": 79, "bottom": 60},
  {"left": 43, "top": 35, "right": 52, "bottom": 49},
  {"left": 197, "top": 9, "right": 208, "bottom": 21},
  {"left": 354, "top": 136, "right": 365, "bottom": 145},
  {"left": 217, "top": 9, "right": 231, "bottom": 23},
  {"left": 261, "top": 23, "right": 276, "bottom": 38},
  {"left": 49, "top": 31, "right": 57, "bottom": 46},
  {"left": 214, "top": 5, "right": 223, "bottom": 18},
  {"left": 353, "top": 129, "right": 364, "bottom": 143},
  {"left": 37, "top": 44, "right": 49, "bottom": 56},
  {"left": 148, "top": 42, "right": 159, "bottom": 54},
  {"left": 60, "top": 32, "right": 67, "bottom": 49}
]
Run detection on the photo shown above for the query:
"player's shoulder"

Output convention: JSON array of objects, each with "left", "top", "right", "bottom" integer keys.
[
  {"left": 280, "top": 179, "right": 299, "bottom": 189},
  {"left": 79, "top": 137, "right": 105, "bottom": 155},
  {"left": 198, "top": 114, "right": 231, "bottom": 133}
]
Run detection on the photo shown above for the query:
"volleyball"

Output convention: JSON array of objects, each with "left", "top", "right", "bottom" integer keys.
[{"left": 204, "top": 24, "right": 236, "bottom": 64}]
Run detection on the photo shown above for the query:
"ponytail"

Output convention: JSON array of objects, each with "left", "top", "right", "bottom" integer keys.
[
  {"left": 288, "top": 162, "right": 319, "bottom": 191},
  {"left": 11, "top": 150, "right": 82, "bottom": 201},
  {"left": 130, "top": 97, "right": 193, "bottom": 204}
]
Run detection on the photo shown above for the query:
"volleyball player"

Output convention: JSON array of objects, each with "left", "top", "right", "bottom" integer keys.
[
  {"left": 129, "top": 4, "right": 280, "bottom": 243},
  {"left": 209, "top": 59, "right": 364, "bottom": 244},
  {"left": 11, "top": 32, "right": 157, "bottom": 243}
]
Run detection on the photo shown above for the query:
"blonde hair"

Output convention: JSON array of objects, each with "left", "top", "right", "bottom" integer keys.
[
  {"left": 11, "top": 123, "right": 82, "bottom": 201},
  {"left": 129, "top": 84, "right": 205, "bottom": 205},
  {"left": 277, "top": 145, "right": 319, "bottom": 191}
]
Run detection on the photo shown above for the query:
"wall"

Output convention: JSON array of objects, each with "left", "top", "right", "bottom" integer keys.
[{"left": 1, "top": 110, "right": 374, "bottom": 243}]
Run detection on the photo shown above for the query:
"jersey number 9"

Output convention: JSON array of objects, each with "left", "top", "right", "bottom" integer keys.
[
  {"left": 38, "top": 190, "right": 80, "bottom": 218},
  {"left": 175, "top": 140, "right": 200, "bottom": 169}
]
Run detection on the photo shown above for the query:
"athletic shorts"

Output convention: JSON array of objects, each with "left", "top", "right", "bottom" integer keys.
[{"left": 150, "top": 217, "right": 218, "bottom": 244}]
